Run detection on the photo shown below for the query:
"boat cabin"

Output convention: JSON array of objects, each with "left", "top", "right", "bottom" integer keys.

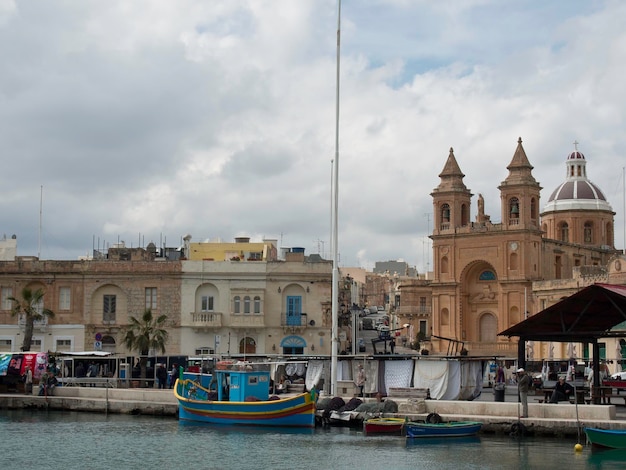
[{"left": 215, "top": 363, "right": 270, "bottom": 402}]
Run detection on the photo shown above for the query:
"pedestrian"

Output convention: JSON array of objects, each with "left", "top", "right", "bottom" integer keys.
[
  {"left": 355, "top": 364, "right": 366, "bottom": 397},
  {"left": 495, "top": 365, "right": 505, "bottom": 384},
  {"left": 156, "top": 364, "right": 168, "bottom": 389},
  {"left": 516, "top": 368, "right": 530, "bottom": 418},
  {"left": 169, "top": 364, "right": 178, "bottom": 388},
  {"left": 87, "top": 361, "right": 100, "bottom": 387},
  {"left": 75, "top": 362, "right": 85, "bottom": 378},
  {"left": 390, "top": 338, "right": 396, "bottom": 354},
  {"left": 24, "top": 366, "right": 33, "bottom": 395}
]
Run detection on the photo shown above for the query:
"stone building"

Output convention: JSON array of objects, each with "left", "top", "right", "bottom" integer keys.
[
  {"left": 0, "top": 239, "right": 332, "bottom": 358},
  {"left": 429, "top": 138, "right": 619, "bottom": 357}
]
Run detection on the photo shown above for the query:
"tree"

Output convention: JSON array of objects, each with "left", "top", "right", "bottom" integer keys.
[
  {"left": 9, "top": 287, "right": 55, "bottom": 352},
  {"left": 122, "top": 309, "right": 169, "bottom": 386}
]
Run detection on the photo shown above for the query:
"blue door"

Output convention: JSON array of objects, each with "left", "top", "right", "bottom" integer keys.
[{"left": 286, "top": 296, "right": 302, "bottom": 326}]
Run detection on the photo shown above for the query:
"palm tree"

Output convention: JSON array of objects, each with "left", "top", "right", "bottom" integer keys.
[
  {"left": 9, "top": 287, "right": 55, "bottom": 352},
  {"left": 122, "top": 308, "right": 169, "bottom": 386}
]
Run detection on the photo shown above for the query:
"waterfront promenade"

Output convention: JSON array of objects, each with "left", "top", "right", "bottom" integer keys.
[{"left": 1, "top": 384, "right": 625, "bottom": 437}]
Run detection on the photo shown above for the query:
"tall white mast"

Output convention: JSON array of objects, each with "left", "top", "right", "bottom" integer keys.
[
  {"left": 38, "top": 185, "right": 43, "bottom": 259},
  {"left": 330, "top": 0, "right": 341, "bottom": 397}
]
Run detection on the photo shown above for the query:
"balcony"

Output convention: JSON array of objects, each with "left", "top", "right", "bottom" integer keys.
[
  {"left": 281, "top": 312, "right": 309, "bottom": 332},
  {"left": 229, "top": 314, "right": 266, "bottom": 328},
  {"left": 190, "top": 311, "right": 222, "bottom": 329},
  {"left": 17, "top": 314, "right": 48, "bottom": 330}
]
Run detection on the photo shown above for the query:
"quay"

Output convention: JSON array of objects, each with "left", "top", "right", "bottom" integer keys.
[{"left": 2, "top": 386, "right": 626, "bottom": 437}]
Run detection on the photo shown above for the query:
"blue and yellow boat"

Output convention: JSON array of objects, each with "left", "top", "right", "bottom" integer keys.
[{"left": 174, "top": 361, "right": 316, "bottom": 428}]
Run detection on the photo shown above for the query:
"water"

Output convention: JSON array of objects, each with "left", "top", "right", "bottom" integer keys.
[{"left": 0, "top": 409, "right": 622, "bottom": 470}]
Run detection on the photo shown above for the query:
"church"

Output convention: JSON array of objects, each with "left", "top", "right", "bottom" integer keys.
[{"left": 428, "top": 138, "right": 618, "bottom": 358}]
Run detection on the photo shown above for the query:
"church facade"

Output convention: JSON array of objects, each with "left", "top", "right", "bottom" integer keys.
[{"left": 428, "top": 138, "right": 618, "bottom": 357}]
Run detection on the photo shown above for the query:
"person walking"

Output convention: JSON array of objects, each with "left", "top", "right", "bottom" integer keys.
[
  {"left": 355, "top": 364, "right": 366, "bottom": 397},
  {"left": 516, "top": 368, "right": 530, "bottom": 418}
]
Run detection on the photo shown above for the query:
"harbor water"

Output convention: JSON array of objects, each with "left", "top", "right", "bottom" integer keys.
[{"left": 0, "top": 409, "right": 623, "bottom": 470}]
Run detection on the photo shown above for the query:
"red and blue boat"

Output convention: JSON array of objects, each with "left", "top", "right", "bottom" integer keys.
[{"left": 174, "top": 361, "right": 316, "bottom": 428}]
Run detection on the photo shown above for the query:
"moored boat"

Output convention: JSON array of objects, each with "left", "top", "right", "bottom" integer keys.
[
  {"left": 584, "top": 427, "right": 626, "bottom": 449},
  {"left": 405, "top": 421, "right": 482, "bottom": 439},
  {"left": 363, "top": 417, "right": 406, "bottom": 435},
  {"left": 174, "top": 361, "right": 316, "bottom": 428}
]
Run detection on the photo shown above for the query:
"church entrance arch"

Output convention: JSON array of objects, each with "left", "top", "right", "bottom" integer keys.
[{"left": 460, "top": 260, "right": 498, "bottom": 344}]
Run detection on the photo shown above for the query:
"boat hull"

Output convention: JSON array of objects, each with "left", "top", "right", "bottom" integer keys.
[
  {"left": 175, "top": 379, "right": 316, "bottom": 428},
  {"left": 585, "top": 427, "right": 626, "bottom": 449},
  {"left": 363, "top": 418, "right": 406, "bottom": 435},
  {"left": 405, "top": 421, "right": 482, "bottom": 439}
]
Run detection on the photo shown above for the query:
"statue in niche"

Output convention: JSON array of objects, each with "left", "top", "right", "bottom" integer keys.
[{"left": 476, "top": 193, "right": 490, "bottom": 224}]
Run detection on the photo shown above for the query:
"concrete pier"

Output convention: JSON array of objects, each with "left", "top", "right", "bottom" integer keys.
[{"left": 2, "top": 388, "right": 625, "bottom": 437}]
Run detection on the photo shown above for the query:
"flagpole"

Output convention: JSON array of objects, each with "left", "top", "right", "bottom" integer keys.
[{"left": 330, "top": 0, "right": 341, "bottom": 398}]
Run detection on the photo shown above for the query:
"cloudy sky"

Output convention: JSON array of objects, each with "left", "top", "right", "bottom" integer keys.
[{"left": 1, "top": 0, "right": 625, "bottom": 272}]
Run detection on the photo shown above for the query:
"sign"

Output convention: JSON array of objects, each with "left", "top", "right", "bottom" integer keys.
[
  {"left": 94, "top": 341, "right": 102, "bottom": 351},
  {"left": 95, "top": 333, "right": 102, "bottom": 341}
]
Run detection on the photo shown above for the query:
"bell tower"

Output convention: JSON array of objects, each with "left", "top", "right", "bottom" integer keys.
[{"left": 498, "top": 137, "right": 542, "bottom": 231}]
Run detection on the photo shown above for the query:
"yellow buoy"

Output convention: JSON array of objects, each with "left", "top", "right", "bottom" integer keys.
[{"left": 574, "top": 443, "right": 583, "bottom": 452}]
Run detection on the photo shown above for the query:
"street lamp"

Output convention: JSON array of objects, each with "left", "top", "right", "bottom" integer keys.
[{"left": 351, "top": 305, "right": 361, "bottom": 354}]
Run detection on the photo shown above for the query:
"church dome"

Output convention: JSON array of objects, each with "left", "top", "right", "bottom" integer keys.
[{"left": 543, "top": 148, "right": 612, "bottom": 213}]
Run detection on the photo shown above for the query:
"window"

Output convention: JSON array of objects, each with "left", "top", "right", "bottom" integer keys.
[
  {"left": 234, "top": 296, "right": 241, "bottom": 314},
  {"left": 59, "top": 287, "right": 71, "bottom": 311},
  {"left": 0, "top": 338, "right": 12, "bottom": 352},
  {"left": 244, "top": 296, "right": 251, "bottom": 314},
  {"left": 145, "top": 287, "right": 157, "bottom": 310},
  {"left": 1, "top": 287, "right": 13, "bottom": 310},
  {"left": 30, "top": 338, "right": 43, "bottom": 352},
  {"left": 419, "top": 297, "right": 427, "bottom": 313},
  {"left": 286, "top": 296, "right": 302, "bottom": 326},
  {"left": 419, "top": 320, "right": 428, "bottom": 338},
  {"left": 56, "top": 339, "right": 72, "bottom": 352},
  {"left": 479, "top": 270, "right": 496, "bottom": 281},
  {"left": 559, "top": 223, "right": 569, "bottom": 242},
  {"left": 254, "top": 296, "right": 261, "bottom": 314},
  {"left": 584, "top": 222, "right": 593, "bottom": 243},
  {"left": 201, "top": 295, "right": 214, "bottom": 312},
  {"left": 103, "top": 295, "right": 116, "bottom": 323},
  {"left": 441, "top": 204, "right": 450, "bottom": 223},
  {"left": 33, "top": 296, "right": 43, "bottom": 315},
  {"left": 509, "top": 197, "right": 519, "bottom": 220}
]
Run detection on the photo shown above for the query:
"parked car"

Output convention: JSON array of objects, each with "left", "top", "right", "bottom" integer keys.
[
  {"left": 358, "top": 338, "right": 366, "bottom": 352},
  {"left": 610, "top": 371, "right": 626, "bottom": 380}
]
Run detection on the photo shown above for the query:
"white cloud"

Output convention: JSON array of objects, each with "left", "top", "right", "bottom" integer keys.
[{"left": 1, "top": 0, "right": 625, "bottom": 271}]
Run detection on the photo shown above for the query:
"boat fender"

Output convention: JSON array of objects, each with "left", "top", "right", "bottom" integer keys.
[{"left": 426, "top": 412, "right": 442, "bottom": 424}]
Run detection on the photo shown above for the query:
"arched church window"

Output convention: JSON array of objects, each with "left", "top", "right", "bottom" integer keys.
[
  {"left": 509, "top": 198, "right": 519, "bottom": 219},
  {"left": 479, "top": 270, "right": 496, "bottom": 281},
  {"left": 530, "top": 198, "right": 537, "bottom": 220},
  {"left": 441, "top": 204, "right": 450, "bottom": 223}
]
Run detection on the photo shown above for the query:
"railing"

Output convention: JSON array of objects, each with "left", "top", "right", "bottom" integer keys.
[
  {"left": 462, "top": 341, "right": 518, "bottom": 355},
  {"left": 190, "top": 311, "right": 222, "bottom": 328},
  {"left": 281, "top": 312, "right": 308, "bottom": 328}
]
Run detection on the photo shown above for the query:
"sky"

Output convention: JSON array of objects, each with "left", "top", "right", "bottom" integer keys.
[{"left": 1, "top": 0, "right": 625, "bottom": 272}]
